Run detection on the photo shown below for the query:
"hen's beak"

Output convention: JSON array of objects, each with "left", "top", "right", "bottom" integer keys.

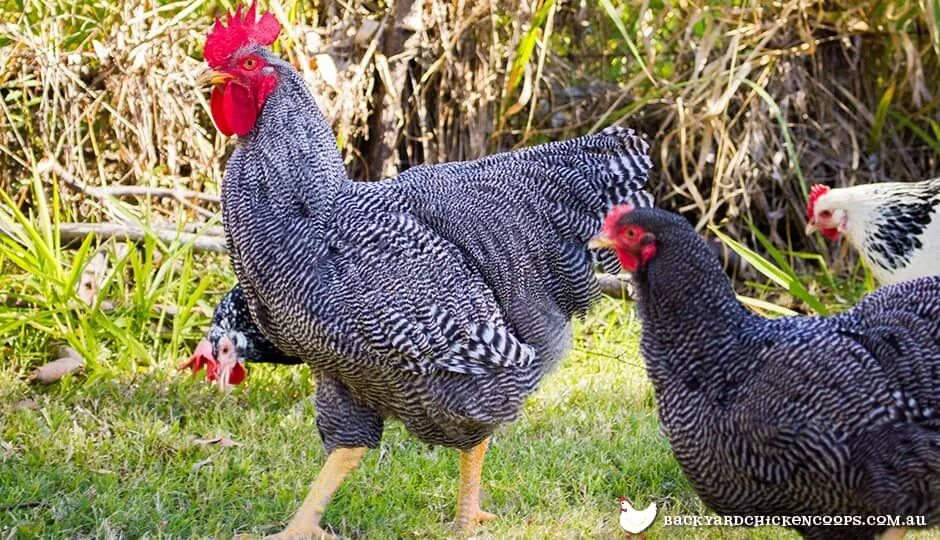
[
  {"left": 588, "top": 233, "right": 614, "bottom": 250},
  {"left": 804, "top": 221, "right": 818, "bottom": 235},
  {"left": 197, "top": 69, "right": 234, "bottom": 87}
]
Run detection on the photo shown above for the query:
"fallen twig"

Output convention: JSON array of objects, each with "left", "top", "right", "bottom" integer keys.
[
  {"left": 1, "top": 222, "right": 227, "bottom": 253},
  {"left": 38, "top": 158, "right": 220, "bottom": 204}
]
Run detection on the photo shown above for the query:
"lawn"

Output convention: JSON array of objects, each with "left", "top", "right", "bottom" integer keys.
[{"left": 2, "top": 296, "right": 934, "bottom": 539}]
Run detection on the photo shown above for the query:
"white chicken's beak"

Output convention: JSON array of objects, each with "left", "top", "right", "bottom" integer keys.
[{"left": 804, "top": 220, "right": 818, "bottom": 235}]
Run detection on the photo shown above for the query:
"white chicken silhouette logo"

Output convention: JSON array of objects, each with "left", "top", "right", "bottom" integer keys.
[{"left": 618, "top": 496, "right": 657, "bottom": 535}]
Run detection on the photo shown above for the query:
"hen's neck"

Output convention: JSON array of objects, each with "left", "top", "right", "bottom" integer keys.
[{"left": 635, "top": 229, "right": 753, "bottom": 373}]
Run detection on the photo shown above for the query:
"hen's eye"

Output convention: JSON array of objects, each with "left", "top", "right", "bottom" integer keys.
[{"left": 242, "top": 57, "right": 258, "bottom": 70}]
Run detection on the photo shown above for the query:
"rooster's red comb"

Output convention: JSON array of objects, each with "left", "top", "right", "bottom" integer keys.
[
  {"left": 204, "top": 2, "right": 281, "bottom": 68},
  {"left": 806, "top": 184, "right": 830, "bottom": 220}
]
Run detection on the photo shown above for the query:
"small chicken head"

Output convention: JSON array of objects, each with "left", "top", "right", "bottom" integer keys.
[
  {"left": 179, "top": 336, "right": 247, "bottom": 390},
  {"left": 618, "top": 497, "right": 633, "bottom": 512},
  {"left": 805, "top": 184, "right": 846, "bottom": 240},
  {"left": 588, "top": 205, "right": 658, "bottom": 272},
  {"left": 203, "top": 2, "right": 281, "bottom": 136}
]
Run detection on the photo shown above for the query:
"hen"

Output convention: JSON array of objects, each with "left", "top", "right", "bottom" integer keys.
[
  {"left": 805, "top": 178, "right": 940, "bottom": 284},
  {"left": 202, "top": 5, "right": 652, "bottom": 537},
  {"left": 591, "top": 206, "right": 939, "bottom": 540},
  {"left": 181, "top": 285, "right": 301, "bottom": 388}
]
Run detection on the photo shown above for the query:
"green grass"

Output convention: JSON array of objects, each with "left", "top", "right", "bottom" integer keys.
[{"left": 3, "top": 298, "right": 936, "bottom": 539}]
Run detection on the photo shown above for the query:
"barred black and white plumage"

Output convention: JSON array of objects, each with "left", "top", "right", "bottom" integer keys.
[
  {"left": 217, "top": 47, "right": 652, "bottom": 452},
  {"left": 206, "top": 284, "right": 301, "bottom": 367},
  {"left": 598, "top": 207, "right": 939, "bottom": 539}
]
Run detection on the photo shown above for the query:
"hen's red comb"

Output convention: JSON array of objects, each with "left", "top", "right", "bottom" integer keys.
[
  {"left": 204, "top": 2, "right": 281, "bottom": 68},
  {"left": 602, "top": 204, "right": 635, "bottom": 231},
  {"left": 806, "top": 184, "right": 830, "bottom": 220}
]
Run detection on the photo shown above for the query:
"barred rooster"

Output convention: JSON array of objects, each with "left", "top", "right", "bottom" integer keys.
[
  {"left": 202, "top": 5, "right": 652, "bottom": 537},
  {"left": 805, "top": 178, "right": 940, "bottom": 285},
  {"left": 591, "top": 206, "right": 940, "bottom": 540},
  {"left": 180, "top": 285, "right": 301, "bottom": 388}
]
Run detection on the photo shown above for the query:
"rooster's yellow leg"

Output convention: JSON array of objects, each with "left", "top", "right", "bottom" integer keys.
[
  {"left": 882, "top": 528, "right": 907, "bottom": 540},
  {"left": 453, "top": 437, "right": 497, "bottom": 532},
  {"left": 266, "top": 446, "right": 367, "bottom": 540}
]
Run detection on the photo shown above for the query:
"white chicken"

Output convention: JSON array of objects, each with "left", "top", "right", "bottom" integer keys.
[
  {"left": 618, "top": 497, "right": 657, "bottom": 535},
  {"left": 805, "top": 178, "right": 940, "bottom": 285}
]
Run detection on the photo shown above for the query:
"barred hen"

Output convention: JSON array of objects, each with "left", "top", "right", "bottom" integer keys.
[
  {"left": 202, "top": 5, "right": 652, "bottom": 537},
  {"left": 181, "top": 285, "right": 301, "bottom": 388},
  {"left": 806, "top": 178, "right": 940, "bottom": 285},
  {"left": 591, "top": 206, "right": 940, "bottom": 539}
]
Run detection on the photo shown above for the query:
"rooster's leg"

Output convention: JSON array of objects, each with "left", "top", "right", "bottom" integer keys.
[
  {"left": 882, "top": 528, "right": 907, "bottom": 540},
  {"left": 453, "top": 437, "right": 497, "bottom": 532},
  {"left": 266, "top": 446, "right": 366, "bottom": 540}
]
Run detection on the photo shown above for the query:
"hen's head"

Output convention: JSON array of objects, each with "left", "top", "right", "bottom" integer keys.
[
  {"left": 588, "top": 205, "right": 661, "bottom": 272},
  {"left": 180, "top": 287, "right": 254, "bottom": 390},
  {"left": 805, "top": 184, "right": 845, "bottom": 240},
  {"left": 203, "top": 2, "right": 282, "bottom": 137}
]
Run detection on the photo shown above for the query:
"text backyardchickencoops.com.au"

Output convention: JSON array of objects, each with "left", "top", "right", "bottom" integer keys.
[{"left": 662, "top": 515, "right": 928, "bottom": 528}]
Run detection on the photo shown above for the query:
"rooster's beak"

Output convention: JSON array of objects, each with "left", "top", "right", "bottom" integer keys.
[
  {"left": 804, "top": 221, "right": 818, "bottom": 235},
  {"left": 588, "top": 233, "right": 614, "bottom": 250},
  {"left": 197, "top": 69, "right": 235, "bottom": 87}
]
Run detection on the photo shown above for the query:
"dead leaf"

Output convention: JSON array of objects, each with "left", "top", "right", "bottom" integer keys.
[
  {"left": 28, "top": 347, "right": 84, "bottom": 384},
  {"left": 192, "top": 436, "right": 243, "bottom": 448},
  {"left": 191, "top": 456, "right": 214, "bottom": 473},
  {"left": 12, "top": 398, "right": 37, "bottom": 410},
  {"left": 77, "top": 250, "right": 108, "bottom": 306},
  {"left": 77, "top": 243, "right": 128, "bottom": 307}
]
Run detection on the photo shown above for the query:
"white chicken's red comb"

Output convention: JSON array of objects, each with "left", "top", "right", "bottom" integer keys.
[
  {"left": 807, "top": 184, "right": 830, "bottom": 220},
  {"left": 204, "top": 2, "right": 281, "bottom": 68}
]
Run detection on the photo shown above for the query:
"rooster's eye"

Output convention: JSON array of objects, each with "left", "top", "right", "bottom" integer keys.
[
  {"left": 242, "top": 57, "right": 259, "bottom": 70},
  {"left": 820, "top": 210, "right": 832, "bottom": 218}
]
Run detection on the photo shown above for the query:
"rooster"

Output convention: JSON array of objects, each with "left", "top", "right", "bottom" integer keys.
[
  {"left": 201, "top": 4, "right": 652, "bottom": 537},
  {"left": 590, "top": 206, "right": 939, "bottom": 539},
  {"left": 805, "top": 179, "right": 940, "bottom": 285},
  {"left": 180, "top": 285, "right": 301, "bottom": 388}
]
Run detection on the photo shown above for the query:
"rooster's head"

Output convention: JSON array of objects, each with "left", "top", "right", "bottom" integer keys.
[{"left": 203, "top": 2, "right": 282, "bottom": 137}]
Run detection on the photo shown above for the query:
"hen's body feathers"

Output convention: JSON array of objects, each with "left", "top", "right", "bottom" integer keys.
[
  {"left": 621, "top": 209, "right": 939, "bottom": 539},
  {"left": 222, "top": 59, "right": 652, "bottom": 450}
]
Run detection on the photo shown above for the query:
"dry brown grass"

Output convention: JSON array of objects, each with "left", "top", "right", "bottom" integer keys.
[{"left": 1, "top": 0, "right": 938, "bottom": 270}]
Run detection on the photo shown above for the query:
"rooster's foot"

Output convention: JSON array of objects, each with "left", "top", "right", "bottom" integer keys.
[{"left": 452, "top": 507, "right": 497, "bottom": 532}]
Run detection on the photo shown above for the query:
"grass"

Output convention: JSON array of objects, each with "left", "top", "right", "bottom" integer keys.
[{"left": 3, "top": 297, "right": 938, "bottom": 539}]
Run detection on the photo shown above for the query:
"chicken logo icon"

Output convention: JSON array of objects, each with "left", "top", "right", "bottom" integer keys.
[{"left": 618, "top": 497, "right": 657, "bottom": 535}]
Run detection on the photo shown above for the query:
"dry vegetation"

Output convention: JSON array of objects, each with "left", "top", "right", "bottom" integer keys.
[{"left": 2, "top": 0, "right": 938, "bottom": 253}]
